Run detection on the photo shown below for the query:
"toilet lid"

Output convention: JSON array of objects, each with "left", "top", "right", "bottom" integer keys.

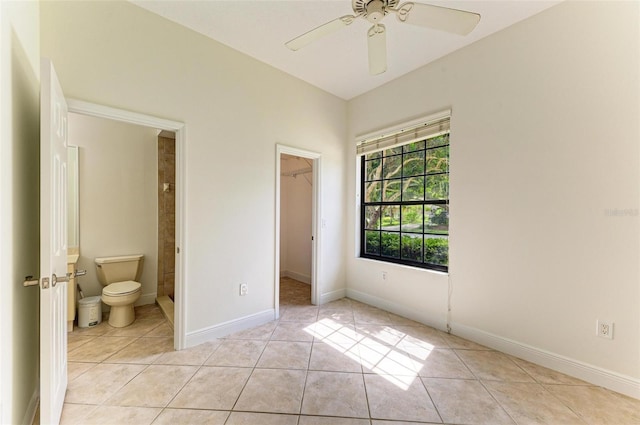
[{"left": 103, "top": 280, "right": 141, "bottom": 296}]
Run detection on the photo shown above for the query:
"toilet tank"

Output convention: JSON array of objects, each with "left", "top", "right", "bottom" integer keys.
[{"left": 95, "top": 254, "right": 144, "bottom": 285}]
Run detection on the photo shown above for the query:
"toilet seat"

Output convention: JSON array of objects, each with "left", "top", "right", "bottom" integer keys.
[{"left": 103, "top": 280, "right": 141, "bottom": 297}]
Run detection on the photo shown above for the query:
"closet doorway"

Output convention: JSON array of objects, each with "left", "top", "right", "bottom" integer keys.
[{"left": 275, "top": 145, "right": 321, "bottom": 318}]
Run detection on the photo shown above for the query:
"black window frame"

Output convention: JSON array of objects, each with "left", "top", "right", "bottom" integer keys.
[{"left": 360, "top": 133, "right": 450, "bottom": 272}]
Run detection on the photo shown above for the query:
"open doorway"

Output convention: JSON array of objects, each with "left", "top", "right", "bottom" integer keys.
[
  {"left": 275, "top": 145, "right": 321, "bottom": 318},
  {"left": 280, "top": 153, "right": 313, "bottom": 306},
  {"left": 67, "top": 99, "right": 186, "bottom": 349}
]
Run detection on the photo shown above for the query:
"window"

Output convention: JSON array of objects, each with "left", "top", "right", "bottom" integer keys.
[{"left": 359, "top": 114, "right": 450, "bottom": 272}]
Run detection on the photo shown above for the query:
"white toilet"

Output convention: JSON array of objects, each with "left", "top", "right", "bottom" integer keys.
[{"left": 94, "top": 254, "right": 144, "bottom": 328}]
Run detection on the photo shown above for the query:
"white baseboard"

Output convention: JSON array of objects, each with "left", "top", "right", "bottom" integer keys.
[
  {"left": 345, "top": 289, "right": 447, "bottom": 331},
  {"left": 451, "top": 322, "right": 640, "bottom": 400},
  {"left": 22, "top": 388, "right": 38, "bottom": 425},
  {"left": 185, "top": 309, "right": 275, "bottom": 348},
  {"left": 136, "top": 292, "right": 157, "bottom": 306},
  {"left": 320, "top": 288, "right": 346, "bottom": 305},
  {"left": 282, "top": 270, "right": 311, "bottom": 284}
]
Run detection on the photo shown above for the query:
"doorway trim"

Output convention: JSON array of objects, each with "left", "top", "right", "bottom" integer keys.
[
  {"left": 66, "top": 99, "right": 187, "bottom": 350},
  {"left": 275, "top": 144, "right": 321, "bottom": 318}
]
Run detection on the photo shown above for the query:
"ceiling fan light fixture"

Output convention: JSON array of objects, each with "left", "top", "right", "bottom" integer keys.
[
  {"left": 286, "top": 0, "right": 480, "bottom": 75},
  {"left": 365, "top": 0, "right": 386, "bottom": 23}
]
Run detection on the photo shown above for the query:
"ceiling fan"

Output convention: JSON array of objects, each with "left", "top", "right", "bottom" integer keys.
[{"left": 285, "top": 0, "right": 480, "bottom": 75}]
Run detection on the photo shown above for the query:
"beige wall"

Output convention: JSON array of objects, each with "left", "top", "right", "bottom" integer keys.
[
  {"left": 41, "top": 0, "right": 348, "bottom": 334},
  {"left": 280, "top": 155, "right": 313, "bottom": 284},
  {"left": 0, "top": 1, "right": 41, "bottom": 423},
  {"left": 347, "top": 0, "right": 639, "bottom": 394},
  {"left": 68, "top": 113, "right": 159, "bottom": 304}
]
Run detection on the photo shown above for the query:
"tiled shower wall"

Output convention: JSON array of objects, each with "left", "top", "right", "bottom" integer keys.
[{"left": 157, "top": 132, "right": 175, "bottom": 299}]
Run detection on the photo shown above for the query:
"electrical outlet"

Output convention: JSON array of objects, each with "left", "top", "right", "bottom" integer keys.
[
  {"left": 239, "top": 283, "right": 248, "bottom": 296},
  {"left": 596, "top": 320, "right": 614, "bottom": 339}
]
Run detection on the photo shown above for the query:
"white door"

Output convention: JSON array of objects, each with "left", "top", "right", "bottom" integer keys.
[{"left": 39, "top": 58, "right": 69, "bottom": 425}]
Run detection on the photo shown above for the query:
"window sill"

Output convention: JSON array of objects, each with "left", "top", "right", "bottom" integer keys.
[{"left": 355, "top": 256, "right": 449, "bottom": 276}]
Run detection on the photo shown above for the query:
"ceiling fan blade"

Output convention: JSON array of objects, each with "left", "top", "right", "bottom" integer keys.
[
  {"left": 368, "top": 24, "right": 387, "bottom": 75},
  {"left": 394, "top": 2, "right": 480, "bottom": 36},
  {"left": 285, "top": 15, "right": 358, "bottom": 51}
]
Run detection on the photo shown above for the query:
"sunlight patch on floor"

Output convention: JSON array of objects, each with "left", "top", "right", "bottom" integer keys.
[{"left": 306, "top": 318, "right": 434, "bottom": 390}]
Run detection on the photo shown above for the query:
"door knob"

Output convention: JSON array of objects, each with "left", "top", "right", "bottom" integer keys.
[
  {"left": 23, "top": 276, "right": 51, "bottom": 288},
  {"left": 23, "top": 276, "right": 39, "bottom": 287},
  {"left": 52, "top": 272, "right": 73, "bottom": 287}
]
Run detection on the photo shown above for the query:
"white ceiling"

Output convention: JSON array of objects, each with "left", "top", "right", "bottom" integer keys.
[{"left": 131, "top": 0, "right": 560, "bottom": 100}]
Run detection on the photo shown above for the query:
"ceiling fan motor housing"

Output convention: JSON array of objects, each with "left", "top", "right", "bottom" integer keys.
[{"left": 353, "top": 0, "right": 400, "bottom": 23}]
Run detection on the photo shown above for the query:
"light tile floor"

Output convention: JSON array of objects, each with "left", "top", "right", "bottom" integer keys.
[{"left": 61, "top": 280, "right": 640, "bottom": 425}]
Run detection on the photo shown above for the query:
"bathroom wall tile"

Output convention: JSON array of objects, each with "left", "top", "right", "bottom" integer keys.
[
  {"left": 234, "top": 368, "right": 306, "bottom": 414},
  {"left": 164, "top": 154, "right": 175, "bottom": 183},
  {"left": 455, "top": 349, "right": 535, "bottom": 382},
  {"left": 169, "top": 366, "right": 251, "bottom": 410},
  {"left": 83, "top": 405, "right": 161, "bottom": 425},
  {"left": 226, "top": 412, "right": 298, "bottom": 425},
  {"left": 364, "top": 373, "right": 440, "bottom": 423},
  {"left": 164, "top": 189, "right": 175, "bottom": 216},
  {"left": 68, "top": 336, "right": 137, "bottom": 362},
  {"left": 256, "top": 341, "right": 312, "bottom": 370},
  {"left": 105, "top": 336, "right": 173, "bottom": 364},
  {"left": 105, "top": 364, "right": 197, "bottom": 407},
  {"left": 163, "top": 246, "right": 175, "bottom": 274},
  {"left": 204, "top": 339, "right": 267, "bottom": 367},
  {"left": 152, "top": 408, "right": 229, "bottom": 425},
  {"left": 164, "top": 138, "right": 175, "bottom": 156},
  {"left": 423, "top": 377, "right": 514, "bottom": 424},
  {"left": 484, "top": 381, "right": 585, "bottom": 424},
  {"left": 301, "top": 371, "right": 369, "bottom": 418},
  {"left": 157, "top": 137, "right": 165, "bottom": 155},
  {"left": 65, "top": 363, "right": 146, "bottom": 404},
  {"left": 163, "top": 273, "right": 174, "bottom": 299},
  {"left": 164, "top": 214, "right": 175, "bottom": 243}
]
